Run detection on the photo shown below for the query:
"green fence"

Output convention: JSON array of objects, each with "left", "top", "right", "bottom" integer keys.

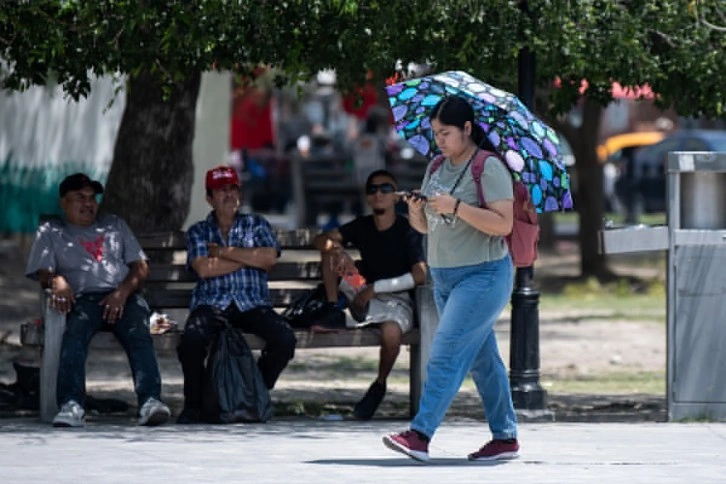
[{"left": 0, "top": 154, "right": 107, "bottom": 234}]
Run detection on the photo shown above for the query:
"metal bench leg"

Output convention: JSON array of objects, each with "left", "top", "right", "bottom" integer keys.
[{"left": 40, "top": 291, "right": 66, "bottom": 423}]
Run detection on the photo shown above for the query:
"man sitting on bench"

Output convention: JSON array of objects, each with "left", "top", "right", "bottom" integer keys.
[
  {"left": 25, "top": 173, "right": 171, "bottom": 427},
  {"left": 312, "top": 169, "right": 427, "bottom": 419},
  {"left": 176, "top": 165, "right": 297, "bottom": 424}
]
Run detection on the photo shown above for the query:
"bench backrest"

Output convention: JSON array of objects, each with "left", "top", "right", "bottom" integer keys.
[{"left": 138, "top": 228, "right": 327, "bottom": 314}]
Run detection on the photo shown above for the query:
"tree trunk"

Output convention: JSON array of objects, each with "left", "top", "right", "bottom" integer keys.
[
  {"left": 101, "top": 71, "right": 201, "bottom": 234},
  {"left": 559, "top": 98, "right": 610, "bottom": 278}
]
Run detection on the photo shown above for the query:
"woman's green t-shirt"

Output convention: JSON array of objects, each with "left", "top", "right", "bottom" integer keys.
[{"left": 420, "top": 154, "right": 514, "bottom": 268}]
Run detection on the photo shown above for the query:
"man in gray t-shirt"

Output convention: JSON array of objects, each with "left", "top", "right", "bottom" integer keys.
[{"left": 25, "top": 173, "right": 170, "bottom": 428}]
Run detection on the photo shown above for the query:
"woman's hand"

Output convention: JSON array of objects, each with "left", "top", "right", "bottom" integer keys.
[
  {"left": 399, "top": 190, "right": 429, "bottom": 234},
  {"left": 400, "top": 190, "right": 427, "bottom": 211},
  {"left": 426, "top": 193, "right": 457, "bottom": 215}
]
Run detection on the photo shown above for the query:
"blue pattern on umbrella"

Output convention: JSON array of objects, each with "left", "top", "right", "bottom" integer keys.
[{"left": 386, "top": 70, "right": 573, "bottom": 212}]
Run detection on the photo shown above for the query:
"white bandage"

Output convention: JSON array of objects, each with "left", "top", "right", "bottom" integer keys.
[{"left": 373, "top": 272, "right": 416, "bottom": 294}]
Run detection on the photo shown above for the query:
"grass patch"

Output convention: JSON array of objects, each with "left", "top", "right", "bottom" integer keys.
[
  {"left": 675, "top": 414, "right": 720, "bottom": 423},
  {"left": 561, "top": 276, "right": 666, "bottom": 298},
  {"left": 541, "top": 370, "right": 665, "bottom": 395},
  {"left": 455, "top": 371, "right": 664, "bottom": 395},
  {"left": 539, "top": 294, "right": 665, "bottom": 319},
  {"left": 537, "top": 276, "right": 666, "bottom": 321},
  {"left": 554, "top": 212, "right": 666, "bottom": 226}
]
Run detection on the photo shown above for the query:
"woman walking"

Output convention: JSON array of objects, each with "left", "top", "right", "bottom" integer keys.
[{"left": 383, "top": 95, "right": 519, "bottom": 462}]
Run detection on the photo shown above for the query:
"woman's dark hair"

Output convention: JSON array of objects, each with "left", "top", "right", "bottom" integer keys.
[{"left": 430, "top": 96, "right": 497, "bottom": 152}]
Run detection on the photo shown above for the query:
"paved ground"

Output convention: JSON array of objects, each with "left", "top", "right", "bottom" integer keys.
[{"left": 1, "top": 418, "right": 725, "bottom": 483}]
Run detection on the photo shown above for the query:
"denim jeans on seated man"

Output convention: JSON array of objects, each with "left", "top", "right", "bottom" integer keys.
[{"left": 57, "top": 292, "right": 162, "bottom": 409}]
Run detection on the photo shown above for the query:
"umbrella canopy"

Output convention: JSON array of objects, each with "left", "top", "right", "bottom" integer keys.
[{"left": 386, "top": 70, "right": 572, "bottom": 212}]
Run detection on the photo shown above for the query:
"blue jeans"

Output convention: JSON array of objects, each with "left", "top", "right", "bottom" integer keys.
[
  {"left": 411, "top": 256, "right": 517, "bottom": 440},
  {"left": 56, "top": 292, "right": 162, "bottom": 408}
]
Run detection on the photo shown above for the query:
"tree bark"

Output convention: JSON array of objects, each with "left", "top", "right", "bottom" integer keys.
[
  {"left": 101, "top": 71, "right": 201, "bottom": 234},
  {"left": 559, "top": 98, "right": 610, "bottom": 278}
]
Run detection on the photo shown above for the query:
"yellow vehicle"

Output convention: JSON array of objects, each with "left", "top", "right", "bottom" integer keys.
[{"left": 597, "top": 131, "right": 666, "bottom": 163}]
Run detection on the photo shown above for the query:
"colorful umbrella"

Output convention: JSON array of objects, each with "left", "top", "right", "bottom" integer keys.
[{"left": 386, "top": 70, "right": 573, "bottom": 212}]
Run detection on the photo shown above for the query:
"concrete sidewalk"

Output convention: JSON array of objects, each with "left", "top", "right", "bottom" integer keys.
[{"left": 1, "top": 418, "right": 724, "bottom": 483}]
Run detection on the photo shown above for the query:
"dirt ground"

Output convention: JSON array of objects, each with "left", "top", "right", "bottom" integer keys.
[{"left": 0, "top": 237, "right": 668, "bottom": 422}]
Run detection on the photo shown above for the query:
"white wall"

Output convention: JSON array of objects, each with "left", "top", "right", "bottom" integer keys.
[
  {"left": 0, "top": 75, "right": 126, "bottom": 175},
  {"left": 0, "top": 71, "right": 231, "bottom": 232}
]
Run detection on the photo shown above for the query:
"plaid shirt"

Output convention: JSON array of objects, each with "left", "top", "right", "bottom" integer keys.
[{"left": 186, "top": 212, "right": 281, "bottom": 312}]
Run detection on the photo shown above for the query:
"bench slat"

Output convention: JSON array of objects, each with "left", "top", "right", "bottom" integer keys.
[
  {"left": 136, "top": 231, "right": 187, "bottom": 250},
  {"left": 143, "top": 288, "right": 313, "bottom": 310},
  {"left": 146, "top": 266, "right": 196, "bottom": 283},
  {"left": 137, "top": 229, "right": 321, "bottom": 251},
  {"left": 20, "top": 321, "right": 419, "bottom": 351},
  {"left": 146, "top": 261, "right": 324, "bottom": 283}
]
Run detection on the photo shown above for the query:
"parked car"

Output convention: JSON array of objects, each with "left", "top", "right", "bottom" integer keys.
[
  {"left": 598, "top": 131, "right": 666, "bottom": 213},
  {"left": 616, "top": 130, "right": 726, "bottom": 217},
  {"left": 597, "top": 131, "right": 666, "bottom": 164}
]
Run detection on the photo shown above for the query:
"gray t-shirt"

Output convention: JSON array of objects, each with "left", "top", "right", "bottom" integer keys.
[
  {"left": 421, "top": 154, "right": 514, "bottom": 268},
  {"left": 25, "top": 214, "right": 146, "bottom": 295}
]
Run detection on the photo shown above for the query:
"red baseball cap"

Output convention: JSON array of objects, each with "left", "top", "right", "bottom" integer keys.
[{"left": 205, "top": 166, "right": 240, "bottom": 191}]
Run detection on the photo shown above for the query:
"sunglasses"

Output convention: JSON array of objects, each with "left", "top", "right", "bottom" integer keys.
[{"left": 365, "top": 183, "right": 396, "bottom": 195}]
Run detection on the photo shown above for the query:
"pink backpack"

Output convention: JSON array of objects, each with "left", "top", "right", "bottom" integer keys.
[{"left": 429, "top": 150, "right": 539, "bottom": 268}]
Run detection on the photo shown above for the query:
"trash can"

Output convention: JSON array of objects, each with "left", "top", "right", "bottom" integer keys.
[
  {"left": 600, "top": 151, "right": 726, "bottom": 421},
  {"left": 666, "top": 152, "right": 726, "bottom": 421}
]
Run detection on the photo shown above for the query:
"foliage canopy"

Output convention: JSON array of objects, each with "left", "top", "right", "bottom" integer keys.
[{"left": 2, "top": 1, "right": 724, "bottom": 118}]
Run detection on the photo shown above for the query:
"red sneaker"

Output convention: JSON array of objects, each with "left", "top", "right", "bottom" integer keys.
[
  {"left": 382, "top": 430, "right": 430, "bottom": 462},
  {"left": 468, "top": 439, "right": 520, "bottom": 461}
]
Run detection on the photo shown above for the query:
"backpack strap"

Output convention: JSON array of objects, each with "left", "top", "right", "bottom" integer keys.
[
  {"left": 469, "top": 150, "right": 497, "bottom": 207},
  {"left": 472, "top": 151, "right": 538, "bottom": 222},
  {"left": 428, "top": 154, "right": 446, "bottom": 175}
]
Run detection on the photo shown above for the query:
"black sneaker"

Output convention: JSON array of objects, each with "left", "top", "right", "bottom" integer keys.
[
  {"left": 310, "top": 302, "right": 346, "bottom": 330},
  {"left": 354, "top": 381, "right": 386, "bottom": 420},
  {"left": 176, "top": 407, "right": 202, "bottom": 424}
]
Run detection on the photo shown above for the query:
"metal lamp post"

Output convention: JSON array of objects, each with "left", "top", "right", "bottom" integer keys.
[{"left": 510, "top": 44, "right": 549, "bottom": 415}]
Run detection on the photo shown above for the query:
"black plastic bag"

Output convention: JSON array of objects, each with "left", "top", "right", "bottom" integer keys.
[
  {"left": 202, "top": 326, "right": 273, "bottom": 423},
  {"left": 282, "top": 283, "right": 328, "bottom": 328}
]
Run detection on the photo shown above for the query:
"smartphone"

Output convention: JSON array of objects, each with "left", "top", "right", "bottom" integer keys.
[{"left": 395, "top": 190, "right": 427, "bottom": 201}]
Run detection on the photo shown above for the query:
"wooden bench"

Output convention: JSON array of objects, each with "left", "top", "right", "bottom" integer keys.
[{"left": 21, "top": 228, "right": 438, "bottom": 422}]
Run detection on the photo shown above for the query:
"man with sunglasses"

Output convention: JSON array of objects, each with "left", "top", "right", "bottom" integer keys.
[{"left": 312, "top": 169, "right": 427, "bottom": 419}]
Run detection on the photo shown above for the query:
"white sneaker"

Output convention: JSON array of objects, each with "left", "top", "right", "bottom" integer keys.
[
  {"left": 53, "top": 400, "right": 85, "bottom": 428},
  {"left": 138, "top": 397, "right": 171, "bottom": 426}
]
